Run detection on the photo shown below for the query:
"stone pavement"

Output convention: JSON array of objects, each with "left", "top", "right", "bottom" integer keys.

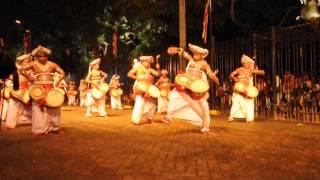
[{"left": 0, "top": 106, "right": 319, "bottom": 179}]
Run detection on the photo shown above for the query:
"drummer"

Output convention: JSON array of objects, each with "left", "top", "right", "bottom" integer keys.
[
  {"left": 228, "top": 54, "right": 265, "bottom": 123},
  {"left": 155, "top": 69, "right": 172, "bottom": 114},
  {"left": 127, "top": 55, "right": 160, "bottom": 124},
  {"left": 109, "top": 74, "right": 123, "bottom": 110},
  {"left": 21, "top": 45, "right": 65, "bottom": 135},
  {"left": 78, "top": 79, "right": 88, "bottom": 107},
  {"left": 67, "top": 81, "right": 78, "bottom": 106},
  {"left": 5, "top": 54, "right": 33, "bottom": 129},
  {"left": 165, "top": 43, "right": 220, "bottom": 133},
  {"left": 85, "top": 58, "right": 108, "bottom": 117},
  {"left": 0, "top": 75, "right": 13, "bottom": 122}
]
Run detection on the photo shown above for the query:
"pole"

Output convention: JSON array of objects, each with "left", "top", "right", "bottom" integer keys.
[
  {"left": 271, "top": 27, "right": 277, "bottom": 119},
  {"left": 209, "top": 0, "right": 216, "bottom": 109},
  {"left": 179, "top": 0, "right": 187, "bottom": 70}
]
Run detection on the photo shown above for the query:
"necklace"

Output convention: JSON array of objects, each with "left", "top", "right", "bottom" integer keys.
[{"left": 36, "top": 61, "right": 51, "bottom": 72}]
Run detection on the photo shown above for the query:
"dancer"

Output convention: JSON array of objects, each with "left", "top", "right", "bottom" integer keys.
[
  {"left": 127, "top": 55, "right": 160, "bottom": 124},
  {"left": 0, "top": 76, "right": 13, "bottom": 122},
  {"left": 67, "top": 81, "right": 78, "bottom": 106},
  {"left": 155, "top": 69, "right": 171, "bottom": 113},
  {"left": 109, "top": 74, "right": 123, "bottom": 110},
  {"left": 22, "top": 45, "right": 65, "bottom": 135},
  {"left": 85, "top": 58, "right": 108, "bottom": 117},
  {"left": 5, "top": 54, "right": 33, "bottom": 128},
  {"left": 78, "top": 79, "right": 88, "bottom": 107},
  {"left": 166, "top": 43, "right": 220, "bottom": 133},
  {"left": 228, "top": 54, "right": 265, "bottom": 123}
]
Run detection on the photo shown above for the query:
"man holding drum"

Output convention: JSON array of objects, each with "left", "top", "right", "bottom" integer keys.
[
  {"left": 228, "top": 54, "right": 265, "bottom": 123},
  {"left": 166, "top": 43, "right": 220, "bottom": 133},
  {"left": 5, "top": 54, "right": 33, "bottom": 129},
  {"left": 22, "top": 45, "right": 65, "bottom": 135},
  {"left": 155, "top": 69, "right": 172, "bottom": 114},
  {"left": 127, "top": 55, "right": 161, "bottom": 125},
  {"left": 85, "top": 58, "right": 108, "bottom": 117},
  {"left": 109, "top": 74, "right": 123, "bottom": 110},
  {"left": 78, "top": 79, "right": 88, "bottom": 107}
]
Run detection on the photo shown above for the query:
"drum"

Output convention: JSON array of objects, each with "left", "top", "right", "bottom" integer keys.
[
  {"left": 174, "top": 74, "right": 190, "bottom": 91},
  {"left": 144, "top": 75, "right": 154, "bottom": 84},
  {"left": 118, "top": 89, "right": 123, "bottom": 96},
  {"left": 99, "top": 83, "right": 109, "bottom": 93},
  {"left": 234, "top": 82, "right": 246, "bottom": 94},
  {"left": 67, "top": 90, "right": 78, "bottom": 96},
  {"left": 29, "top": 85, "right": 46, "bottom": 101},
  {"left": 11, "top": 89, "right": 30, "bottom": 104},
  {"left": 246, "top": 85, "right": 259, "bottom": 98},
  {"left": 111, "top": 89, "right": 119, "bottom": 97},
  {"left": 4, "top": 87, "right": 10, "bottom": 99},
  {"left": 188, "top": 79, "right": 209, "bottom": 93},
  {"left": 79, "top": 90, "right": 87, "bottom": 98},
  {"left": 147, "top": 85, "right": 160, "bottom": 98},
  {"left": 160, "top": 89, "right": 169, "bottom": 97},
  {"left": 45, "top": 88, "right": 65, "bottom": 108},
  {"left": 134, "top": 81, "right": 149, "bottom": 94},
  {"left": 91, "top": 87, "right": 104, "bottom": 100}
]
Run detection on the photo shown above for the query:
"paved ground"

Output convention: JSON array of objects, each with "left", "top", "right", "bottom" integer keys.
[{"left": 0, "top": 106, "right": 319, "bottom": 179}]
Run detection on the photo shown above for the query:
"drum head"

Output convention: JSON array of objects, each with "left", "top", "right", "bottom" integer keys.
[
  {"left": 160, "top": 89, "right": 169, "bottom": 97},
  {"left": 136, "top": 81, "right": 148, "bottom": 92},
  {"left": 147, "top": 85, "right": 160, "bottom": 98},
  {"left": 55, "top": 88, "right": 65, "bottom": 95},
  {"left": 111, "top": 89, "right": 119, "bottom": 97},
  {"left": 246, "top": 86, "right": 259, "bottom": 98},
  {"left": 175, "top": 74, "right": 189, "bottom": 86},
  {"left": 46, "top": 89, "right": 65, "bottom": 107},
  {"left": 29, "top": 85, "right": 46, "bottom": 100},
  {"left": 118, "top": 89, "right": 123, "bottom": 95},
  {"left": 99, "top": 83, "right": 109, "bottom": 93},
  {"left": 234, "top": 82, "right": 246, "bottom": 93},
  {"left": 188, "top": 79, "right": 209, "bottom": 93},
  {"left": 92, "top": 88, "right": 103, "bottom": 99}
]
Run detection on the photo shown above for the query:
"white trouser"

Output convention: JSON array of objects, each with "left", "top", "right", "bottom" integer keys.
[{"left": 131, "top": 95, "right": 156, "bottom": 124}]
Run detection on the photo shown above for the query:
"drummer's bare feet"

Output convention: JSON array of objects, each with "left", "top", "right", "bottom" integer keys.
[
  {"left": 160, "top": 117, "right": 171, "bottom": 125},
  {"left": 85, "top": 113, "right": 92, "bottom": 118},
  {"left": 200, "top": 128, "right": 214, "bottom": 135}
]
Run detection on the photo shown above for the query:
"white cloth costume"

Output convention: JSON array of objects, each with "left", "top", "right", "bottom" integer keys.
[{"left": 167, "top": 60, "right": 211, "bottom": 130}]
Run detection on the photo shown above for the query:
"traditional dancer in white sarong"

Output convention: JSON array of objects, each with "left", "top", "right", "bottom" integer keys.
[
  {"left": 228, "top": 54, "right": 265, "bottom": 123},
  {"left": 127, "top": 56, "right": 161, "bottom": 125},
  {"left": 22, "top": 45, "right": 65, "bottom": 135},
  {"left": 67, "top": 81, "right": 78, "bottom": 106},
  {"left": 78, "top": 79, "right": 88, "bottom": 107},
  {"left": 0, "top": 77, "right": 12, "bottom": 122},
  {"left": 5, "top": 54, "right": 33, "bottom": 128},
  {"left": 165, "top": 44, "right": 220, "bottom": 133},
  {"left": 155, "top": 69, "right": 171, "bottom": 113},
  {"left": 85, "top": 58, "right": 108, "bottom": 117},
  {"left": 109, "top": 74, "right": 123, "bottom": 110}
]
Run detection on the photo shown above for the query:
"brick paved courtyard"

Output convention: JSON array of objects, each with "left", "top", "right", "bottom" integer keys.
[{"left": 0, "top": 106, "right": 319, "bottom": 179}]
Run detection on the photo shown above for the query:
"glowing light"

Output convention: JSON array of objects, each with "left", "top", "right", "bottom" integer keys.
[{"left": 15, "top": 19, "right": 21, "bottom": 24}]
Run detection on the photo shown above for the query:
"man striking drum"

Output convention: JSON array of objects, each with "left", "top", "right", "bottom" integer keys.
[
  {"left": 166, "top": 43, "right": 219, "bottom": 133},
  {"left": 127, "top": 55, "right": 161, "bottom": 125},
  {"left": 22, "top": 45, "right": 65, "bottom": 135},
  {"left": 228, "top": 54, "right": 265, "bottom": 123},
  {"left": 109, "top": 74, "right": 123, "bottom": 110},
  {"left": 155, "top": 69, "right": 171, "bottom": 114},
  {"left": 85, "top": 58, "right": 108, "bottom": 117},
  {"left": 5, "top": 54, "right": 33, "bottom": 129}
]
